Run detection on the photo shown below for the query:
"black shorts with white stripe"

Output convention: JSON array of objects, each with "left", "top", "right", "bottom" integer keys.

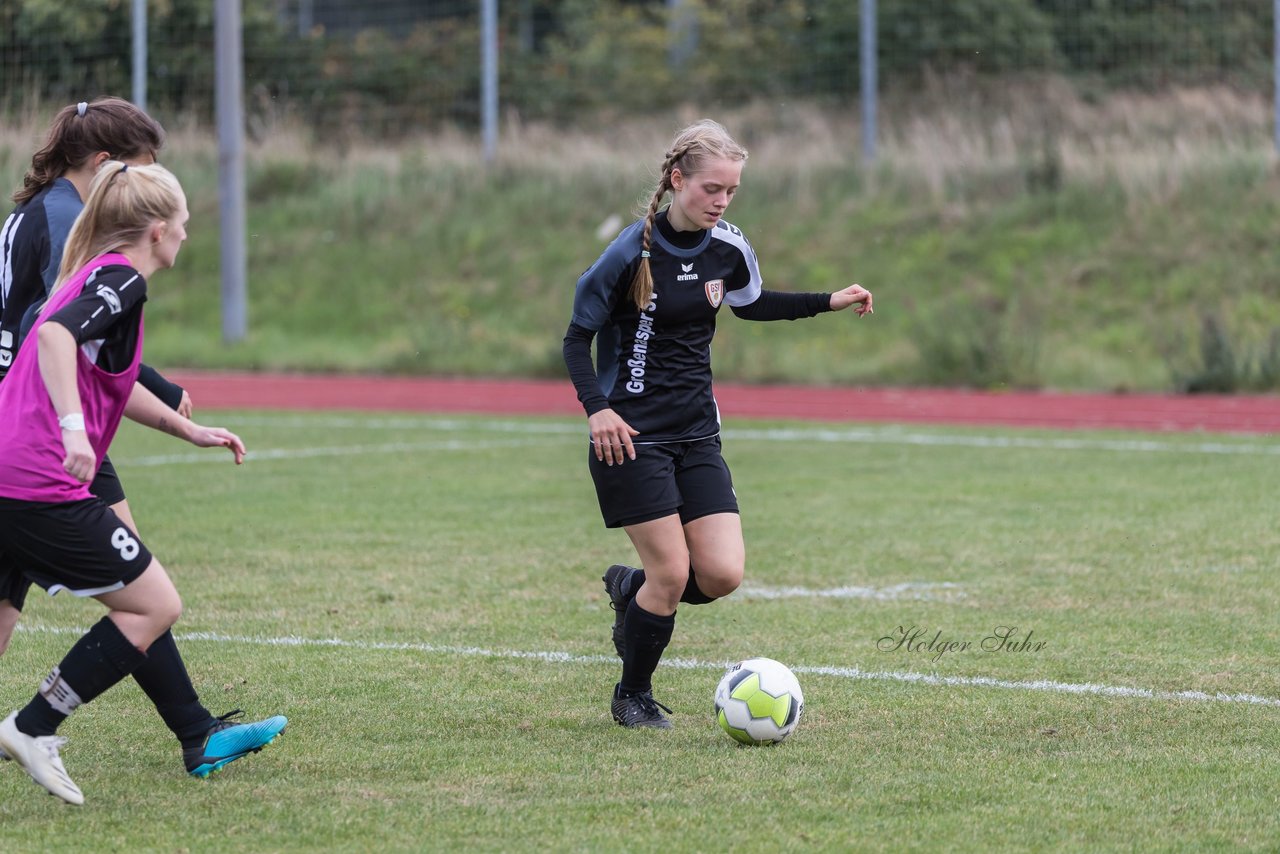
[{"left": 0, "top": 497, "right": 152, "bottom": 606}]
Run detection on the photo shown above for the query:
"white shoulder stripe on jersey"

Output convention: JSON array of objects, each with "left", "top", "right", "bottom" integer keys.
[
  {"left": 0, "top": 211, "right": 26, "bottom": 306},
  {"left": 710, "top": 221, "right": 762, "bottom": 307}
]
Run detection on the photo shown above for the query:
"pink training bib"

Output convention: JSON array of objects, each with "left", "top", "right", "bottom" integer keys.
[{"left": 0, "top": 253, "right": 143, "bottom": 502}]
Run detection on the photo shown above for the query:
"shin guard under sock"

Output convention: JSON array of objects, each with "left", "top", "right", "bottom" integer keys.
[
  {"left": 16, "top": 616, "right": 147, "bottom": 736},
  {"left": 619, "top": 600, "right": 675, "bottom": 694}
]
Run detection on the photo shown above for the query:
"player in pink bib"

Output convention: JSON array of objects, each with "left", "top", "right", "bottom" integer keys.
[{"left": 0, "top": 162, "right": 285, "bottom": 804}]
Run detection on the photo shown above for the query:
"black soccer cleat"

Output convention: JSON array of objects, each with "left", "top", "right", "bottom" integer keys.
[
  {"left": 602, "top": 564, "right": 638, "bottom": 659},
  {"left": 611, "top": 683, "right": 673, "bottom": 729}
]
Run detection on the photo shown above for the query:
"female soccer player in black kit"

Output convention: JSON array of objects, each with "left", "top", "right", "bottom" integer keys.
[{"left": 563, "top": 119, "right": 873, "bottom": 728}]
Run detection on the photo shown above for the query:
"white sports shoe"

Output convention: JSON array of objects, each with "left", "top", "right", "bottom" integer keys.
[{"left": 0, "top": 711, "right": 84, "bottom": 805}]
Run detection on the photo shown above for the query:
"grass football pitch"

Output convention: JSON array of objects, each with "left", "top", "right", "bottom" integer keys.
[{"left": 1, "top": 411, "right": 1277, "bottom": 851}]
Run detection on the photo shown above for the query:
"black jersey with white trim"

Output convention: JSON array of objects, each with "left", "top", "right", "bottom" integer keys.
[
  {"left": 0, "top": 179, "right": 82, "bottom": 378},
  {"left": 47, "top": 264, "right": 148, "bottom": 374},
  {"left": 569, "top": 211, "right": 761, "bottom": 443}
]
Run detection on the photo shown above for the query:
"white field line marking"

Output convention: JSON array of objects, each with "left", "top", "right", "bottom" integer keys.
[
  {"left": 118, "top": 437, "right": 559, "bottom": 467},
  {"left": 725, "top": 426, "right": 1280, "bottom": 456},
  {"left": 15, "top": 624, "right": 1280, "bottom": 708},
  {"left": 230, "top": 414, "right": 578, "bottom": 433},
  {"left": 739, "top": 582, "right": 964, "bottom": 601},
  {"left": 216, "top": 415, "right": 1280, "bottom": 457}
]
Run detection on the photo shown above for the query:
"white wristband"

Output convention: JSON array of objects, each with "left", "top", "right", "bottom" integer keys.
[{"left": 58, "top": 413, "right": 86, "bottom": 431}]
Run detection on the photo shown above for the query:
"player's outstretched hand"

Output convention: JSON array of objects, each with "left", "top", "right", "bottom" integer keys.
[
  {"left": 830, "top": 284, "right": 873, "bottom": 317},
  {"left": 189, "top": 425, "right": 247, "bottom": 465},
  {"left": 61, "top": 429, "right": 96, "bottom": 482},
  {"left": 587, "top": 408, "right": 639, "bottom": 466}
]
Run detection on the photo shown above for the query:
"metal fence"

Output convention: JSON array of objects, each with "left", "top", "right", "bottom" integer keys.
[{"left": 2, "top": 0, "right": 1274, "bottom": 146}]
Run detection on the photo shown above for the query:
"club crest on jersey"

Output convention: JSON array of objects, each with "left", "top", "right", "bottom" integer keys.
[{"left": 705, "top": 279, "right": 724, "bottom": 308}]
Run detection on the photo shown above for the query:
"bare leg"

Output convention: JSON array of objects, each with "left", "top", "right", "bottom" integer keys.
[
  {"left": 624, "top": 514, "right": 690, "bottom": 617},
  {"left": 94, "top": 558, "right": 182, "bottom": 652},
  {"left": 682, "top": 512, "right": 745, "bottom": 599},
  {"left": 0, "top": 600, "right": 19, "bottom": 657}
]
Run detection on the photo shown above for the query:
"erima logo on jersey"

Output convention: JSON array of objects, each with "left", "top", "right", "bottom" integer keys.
[
  {"left": 677, "top": 262, "right": 698, "bottom": 282},
  {"left": 96, "top": 284, "right": 122, "bottom": 314}
]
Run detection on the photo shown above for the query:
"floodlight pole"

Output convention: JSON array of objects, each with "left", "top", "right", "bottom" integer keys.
[
  {"left": 861, "top": 0, "right": 877, "bottom": 164},
  {"left": 667, "top": 0, "right": 697, "bottom": 70},
  {"left": 481, "top": 0, "right": 498, "bottom": 164},
  {"left": 298, "top": 0, "right": 313, "bottom": 37},
  {"left": 132, "top": 0, "right": 147, "bottom": 110},
  {"left": 215, "top": 0, "right": 248, "bottom": 342}
]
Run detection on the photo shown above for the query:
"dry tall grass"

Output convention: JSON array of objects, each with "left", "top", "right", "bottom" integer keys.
[
  {"left": 2, "top": 80, "right": 1272, "bottom": 202},
  {"left": 881, "top": 77, "right": 1274, "bottom": 200}
]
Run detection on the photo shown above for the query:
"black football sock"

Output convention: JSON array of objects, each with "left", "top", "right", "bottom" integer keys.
[
  {"left": 619, "top": 600, "right": 675, "bottom": 695},
  {"left": 679, "top": 567, "right": 717, "bottom": 605},
  {"left": 130, "top": 630, "right": 217, "bottom": 748},
  {"left": 15, "top": 616, "right": 148, "bottom": 737}
]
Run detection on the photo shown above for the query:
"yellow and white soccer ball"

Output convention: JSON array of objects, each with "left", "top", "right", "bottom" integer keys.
[{"left": 713, "top": 657, "right": 804, "bottom": 745}]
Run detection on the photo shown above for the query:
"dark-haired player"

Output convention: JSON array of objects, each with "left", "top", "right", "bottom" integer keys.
[{"left": 563, "top": 119, "right": 873, "bottom": 728}]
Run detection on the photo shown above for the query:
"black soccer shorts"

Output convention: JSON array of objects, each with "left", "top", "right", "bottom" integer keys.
[
  {"left": 588, "top": 434, "right": 739, "bottom": 529},
  {"left": 89, "top": 454, "right": 128, "bottom": 506},
  {"left": 0, "top": 497, "right": 153, "bottom": 602}
]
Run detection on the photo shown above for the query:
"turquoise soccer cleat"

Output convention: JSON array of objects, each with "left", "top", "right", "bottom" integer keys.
[{"left": 184, "top": 710, "right": 288, "bottom": 778}]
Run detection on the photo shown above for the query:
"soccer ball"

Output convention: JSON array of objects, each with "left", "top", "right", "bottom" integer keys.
[{"left": 714, "top": 657, "right": 804, "bottom": 745}]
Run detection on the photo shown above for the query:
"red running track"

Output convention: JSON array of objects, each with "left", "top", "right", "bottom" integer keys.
[{"left": 165, "top": 371, "right": 1280, "bottom": 435}]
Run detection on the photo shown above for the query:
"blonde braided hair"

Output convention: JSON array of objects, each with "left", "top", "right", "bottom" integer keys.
[{"left": 628, "top": 119, "right": 748, "bottom": 311}]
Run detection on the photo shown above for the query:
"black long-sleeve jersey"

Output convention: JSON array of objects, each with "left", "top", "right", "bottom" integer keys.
[{"left": 564, "top": 210, "right": 831, "bottom": 443}]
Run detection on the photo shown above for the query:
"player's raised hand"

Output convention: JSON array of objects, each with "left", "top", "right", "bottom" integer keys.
[
  {"left": 189, "top": 425, "right": 247, "bottom": 465},
  {"left": 830, "top": 284, "right": 873, "bottom": 316},
  {"left": 588, "top": 408, "right": 639, "bottom": 466}
]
